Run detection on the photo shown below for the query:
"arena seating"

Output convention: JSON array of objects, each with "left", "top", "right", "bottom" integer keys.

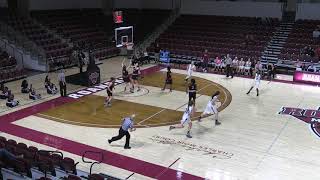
[
  {"left": 0, "top": 49, "right": 26, "bottom": 83},
  {"left": 148, "top": 15, "right": 279, "bottom": 63},
  {"left": 0, "top": 136, "right": 121, "bottom": 180},
  {"left": 279, "top": 19, "right": 320, "bottom": 62},
  {"left": 1, "top": 13, "right": 72, "bottom": 60},
  {"left": 31, "top": 9, "right": 119, "bottom": 60},
  {"left": 120, "top": 9, "right": 171, "bottom": 43}
]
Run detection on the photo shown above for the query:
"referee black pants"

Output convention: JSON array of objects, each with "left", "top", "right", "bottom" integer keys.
[
  {"left": 226, "top": 64, "right": 233, "bottom": 78},
  {"left": 110, "top": 127, "right": 130, "bottom": 148},
  {"left": 59, "top": 81, "right": 67, "bottom": 97}
]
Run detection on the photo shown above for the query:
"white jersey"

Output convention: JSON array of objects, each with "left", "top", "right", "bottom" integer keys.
[
  {"left": 252, "top": 73, "right": 261, "bottom": 88},
  {"left": 204, "top": 96, "right": 219, "bottom": 114},
  {"left": 181, "top": 105, "right": 193, "bottom": 124},
  {"left": 186, "top": 64, "right": 195, "bottom": 78}
]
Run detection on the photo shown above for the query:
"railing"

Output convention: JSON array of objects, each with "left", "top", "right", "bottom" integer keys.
[{"left": 82, "top": 150, "right": 104, "bottom": 175}]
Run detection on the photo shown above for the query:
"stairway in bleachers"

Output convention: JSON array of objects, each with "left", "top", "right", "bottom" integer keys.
[{"left": 261, "top": 22, "right": 294, "bottom": 64}]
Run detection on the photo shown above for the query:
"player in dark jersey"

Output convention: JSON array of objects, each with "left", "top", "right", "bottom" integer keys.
[
  {"left": 122, "top": 64, "right": 131, "bottom": 92},
  {"left": 105, "top": 77, "right": 116, "bottom": 107},
  {"left": 187, "top": 78, "right": 197, "bottom": 105},
  {"left": 130, "top": 63, "right": 141, "bottom": 93},
  {"left": 161, "top": 66, "right": 173, "bottom": 92}
]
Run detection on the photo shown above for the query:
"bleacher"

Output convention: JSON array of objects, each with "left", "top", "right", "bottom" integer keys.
[
  {"left": 31, "top": 9, "right": 119, "bottom": 60},
  {"left": 279, "top": 19, "right": 320, "bottom": 63},
  {"left": 0, "top": 49, "right": 26, "bottom": 83},
  {"left": 1, "top": 13, "right": 72, "bottom": 60},
  {"left": 119, "top": 9, "right": 171, "bottom": 43},
  {"left": 0, "top": 136, "right": 121, "bottom": 180},
  {"left": 148, "top": 15, "right": 279, "bottom": 65}
]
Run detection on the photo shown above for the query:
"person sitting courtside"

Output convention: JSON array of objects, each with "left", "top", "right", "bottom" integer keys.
[
  {"left": 29, "top": 87, "right": 41, "bottom": 100},
  {"left": 0, "top": 87, "right": 9, "bottom": 99},
  {"left": 6, "top": 94, "right": 19, "bottom": 108},
  {"left": 44, "top": 75, "right": 50, "bottom": 89},
  {"left": 21, "top": 79, "right": 30, "bottom": 93},
  {"left": 47, "top": 82, "right": 58, "bottom": 95}
]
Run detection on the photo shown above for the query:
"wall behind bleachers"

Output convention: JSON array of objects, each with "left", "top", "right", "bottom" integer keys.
[
  {"left": 181, "top": 0, "right": 283, "bottom": 18},
  {"left": 0, "top": 0, "right": 7, "bottom": 7},
  {"left": 29, "top": 0, "right": 104, "bottom": 10},
  {"left": 114, "top": 0, "right": 174, "bottom": 9},
  {"left": 296, "top": 3, "right": 320, "bottom": 20}
]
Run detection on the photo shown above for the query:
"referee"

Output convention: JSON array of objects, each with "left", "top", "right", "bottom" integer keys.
[
  {"left": 58, "top": 69, "right": 67, "bottom": 97},
  {"left": 108, "top": 114, "right": 136, "bottom": 149}
]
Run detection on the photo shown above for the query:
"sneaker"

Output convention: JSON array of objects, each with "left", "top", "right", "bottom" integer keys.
[
  {"left": 124, "top": 146, "right": 131, "bottom": 149},
  {"left": 137, "top": 88, "right": 141, "bottom": 92},
  {"left": 186, "top": 133, "right": 192, "bottom": 138},
  {"left": 198, "top": 117, "right": 202, "bottom": 122},
  {"left": 169, "top": 126, "right": 174, "bottom": 130},
  {"left": 215, "top": 120, "right": 221, "bottom": 125},
  {"left": 257, "top": 93, "right": 259, "bottom": 96},
  {"left": 108, "top": 139, "right": 111, "bottom": 144}
]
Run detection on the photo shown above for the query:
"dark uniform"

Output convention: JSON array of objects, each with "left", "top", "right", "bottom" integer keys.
[
  {"left": 131, "top": 67, "right": 139, "bottom": 80},
  {"left": 107, "top": 82, "right": 115, "bottom": 97},
  {"left": 166, "top": 71, "right": 172, "bottom": 85},
  {"left": 122, "top": 68, "right": 130, "bottom": 83},
  {"left": 188, "top": 83, "right": 197, "bottom": 103}
]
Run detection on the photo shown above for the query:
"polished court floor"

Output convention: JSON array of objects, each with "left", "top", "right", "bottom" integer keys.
[{"left": 1, "top": 57, "right": 320, "bottom": 180}]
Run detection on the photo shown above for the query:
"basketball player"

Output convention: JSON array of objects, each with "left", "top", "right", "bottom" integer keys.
[
  {"left": 187, "top": 79, "right": 197, "bottom": 105},
  {"left": 130, "top": 63, "right": 141, "bottom": 93},
  {"left": 105, "top": 77, "right": 116, "bottom": 107},
  {"left": 161, "top": 66, "right": 173, "bottom": 92},
  {"left": 198, "top": 91, "right": 221, "bottom": 125},
  {"left": 247, "top": 70, "right": 261, "bottom": 96},
  {"left": 185, "top": 61, "right": 196, "bottom": 82},
  {"left": 122, "top": 63, "right": 131, "bottom": 92},
  {"left": 169, "top": 100, "right": 195, "bottom": 138}
]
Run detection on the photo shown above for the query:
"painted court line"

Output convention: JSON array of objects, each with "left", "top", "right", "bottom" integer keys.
[
  {"left": 137, "top": 109, "right": 166, "bottom": 125},
  {"left": 37, "top": 113, "right": 149, "bottom": 128}
]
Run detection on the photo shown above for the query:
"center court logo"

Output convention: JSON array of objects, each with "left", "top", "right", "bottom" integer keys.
[
  {"left": 150, "top": 135, "right": 234, "bottom": 159},
  {"left": 89, "top": 72, "right": 99, "bottom": 85},
  {"left": 279, "top": 107, "right": 320, "bottom": 138}
]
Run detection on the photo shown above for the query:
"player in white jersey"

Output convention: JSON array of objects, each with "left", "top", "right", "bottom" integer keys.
[
  {"left": 185, "top": 61, "right": 196, "bottom": 82},
  {"left": 169, "top": 100, "right": 195, "bottom": 138},
  {"left": 247, "top": 70, "right": 261, "bottom": 96},
  {"left": 198, "top": 91, "right": 221, "bottom": 125}
]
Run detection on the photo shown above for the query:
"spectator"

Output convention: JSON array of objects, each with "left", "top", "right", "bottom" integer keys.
[
  {"left": 250, "top": 59, "right": 256, "bottom": 77},
  {"left": 225, "top": 54, "right": 233, "bottom": 78},
  {"left": 267, "top": 63, "right": 275, "bottom": 80},
  {"left": 47, "top": 83, "right": 58, "bottom": 95},
  {"left": 0, "top": 82, "right": 4, "bottom": 92},
  {"left": 29, "top": 88, "right": 41, "bottom": 100},
  {"left": 0, "top": 87, "right": 9, "bottom": 99},
  {"left": 245, "top": 59, "right": 251, "bottom": 75},
  {"left": 214, "top": 56, "right": 221, "bottom": 72},
  {"left": 232, "top": 56, "right": 239, "bottom": 75},
  {"left": 238, "top": 58, "right": 245, "bottom": 75},
  {"left": 0, "top": 147, "right": 22, "bottom": 161},
  {"left": 6, "top": 93, "right": 19, "bottom": 108},
  {"left": 295, "top": 60, "right": 302, "bottom": 71},
  {"left": 44, "top": 75, "right": 50, "bottom": 89},
  {"left": 316, "top": 47, "right": 320, "bottom": 62},
  {"left": 21, "top": 79, "right": 29, "bottom": 93},
  {"left": 202, "top": 49, "right": 209, "bottom": 73},
  {"left": 313, "top": 28, "right": 320, "bottom": 39},
  {"left": 154, "top": 43, "right": 160, "bottom": 63},
  {"left": 255, "top": 61, "right": 263, "bottom": 72}
]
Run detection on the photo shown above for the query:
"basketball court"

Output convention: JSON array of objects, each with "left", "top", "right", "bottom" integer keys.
[{"left": 1, "top": 57, "right": 320, "bottom": 180}]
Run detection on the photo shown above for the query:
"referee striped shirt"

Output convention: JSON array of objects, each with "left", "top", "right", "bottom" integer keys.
[{"left": 121, "top": 117, "right": 133, "bottom": 131}]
